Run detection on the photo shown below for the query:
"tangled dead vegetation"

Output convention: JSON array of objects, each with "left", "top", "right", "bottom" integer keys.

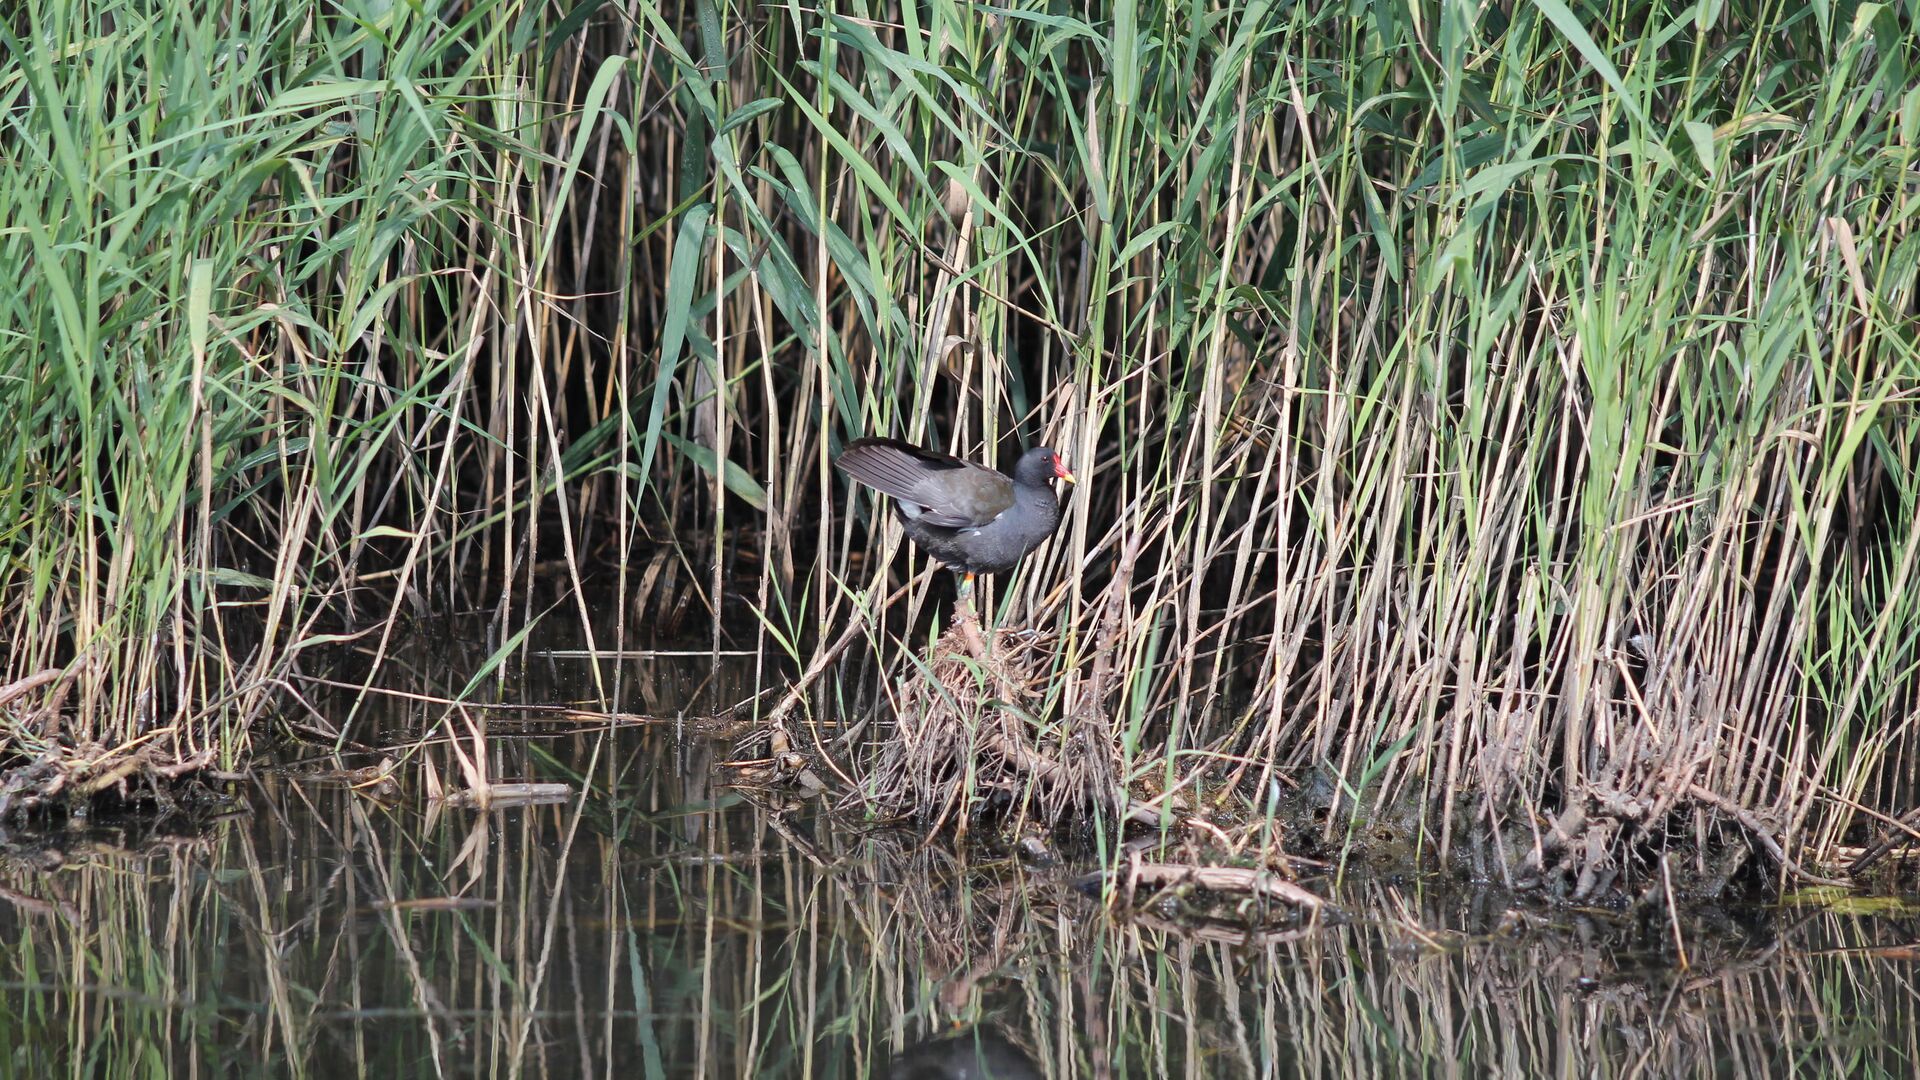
[
  {"left": 851, "top": 619, "right": 1122, "bottom": 835},
  {"left": 0, "top": 670, "right": 222, "bottom": 818},
  {"left": 0, "top": 744, "right": 221, "bottom": 819}
]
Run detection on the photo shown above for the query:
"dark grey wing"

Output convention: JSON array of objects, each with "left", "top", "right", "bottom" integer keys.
[{"left": 835, "top": 438, "right": 1014, "bottom": 528}]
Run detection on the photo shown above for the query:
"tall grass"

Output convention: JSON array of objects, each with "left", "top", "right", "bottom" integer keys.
[{"left": 2, "top": 0, "right": 1918, "bottom": 886}]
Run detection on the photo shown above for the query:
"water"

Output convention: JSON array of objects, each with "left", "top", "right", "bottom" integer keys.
[{"left": 1, "top": 648, "right": 1917, "bottom": 1077}]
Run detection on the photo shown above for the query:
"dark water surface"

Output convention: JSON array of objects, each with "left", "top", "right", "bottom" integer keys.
[{"left": 1, "top": 648, "right": 1917, "bottom": 1078}]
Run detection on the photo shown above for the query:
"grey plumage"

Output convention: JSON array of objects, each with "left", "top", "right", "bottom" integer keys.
[{"left": 835, "top": 437, "right": 1071, "bottom": 575}]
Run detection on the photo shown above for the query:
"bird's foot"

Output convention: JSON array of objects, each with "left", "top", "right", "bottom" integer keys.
[
  {"left": 953, "top": 574, "right": 989, "bottom": 654},
  {"left": 957, "top": 617, "right": 991, "bottom": 664}
]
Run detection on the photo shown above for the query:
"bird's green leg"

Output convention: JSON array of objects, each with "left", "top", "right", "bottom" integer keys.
[{"left": 954, "top": 572, "right": 990, "bottom": 660}]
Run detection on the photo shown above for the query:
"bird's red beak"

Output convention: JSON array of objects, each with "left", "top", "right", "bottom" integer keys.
[{"left": 1054, "top": 456, "right": 1076, "bottom": 484}]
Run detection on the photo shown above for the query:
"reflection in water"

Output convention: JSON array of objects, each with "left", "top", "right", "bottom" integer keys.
[
  {"left": 0, "top": 651, "right": 1916, "bottom": 1077},
  {"left": 885, "top": 1028, "right": 1042, "bottom": 1079}
]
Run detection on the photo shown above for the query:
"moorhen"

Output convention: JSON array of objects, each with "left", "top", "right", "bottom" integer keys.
[{"left": 836, "top": 437, "right": 1075, "bottom": 592}]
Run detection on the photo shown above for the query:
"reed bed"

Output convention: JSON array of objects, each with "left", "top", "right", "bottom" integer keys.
[{"left": 2, "top": 0, "right": 1918, "bottom": 888}]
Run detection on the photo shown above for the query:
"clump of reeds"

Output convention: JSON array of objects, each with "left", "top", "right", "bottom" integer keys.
[
  {"left": 862, "top": 618, "right": 1120, "bottom": 834},
  {"left": 6, "top": 0, "right": 1919, "bottom": 900}
]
